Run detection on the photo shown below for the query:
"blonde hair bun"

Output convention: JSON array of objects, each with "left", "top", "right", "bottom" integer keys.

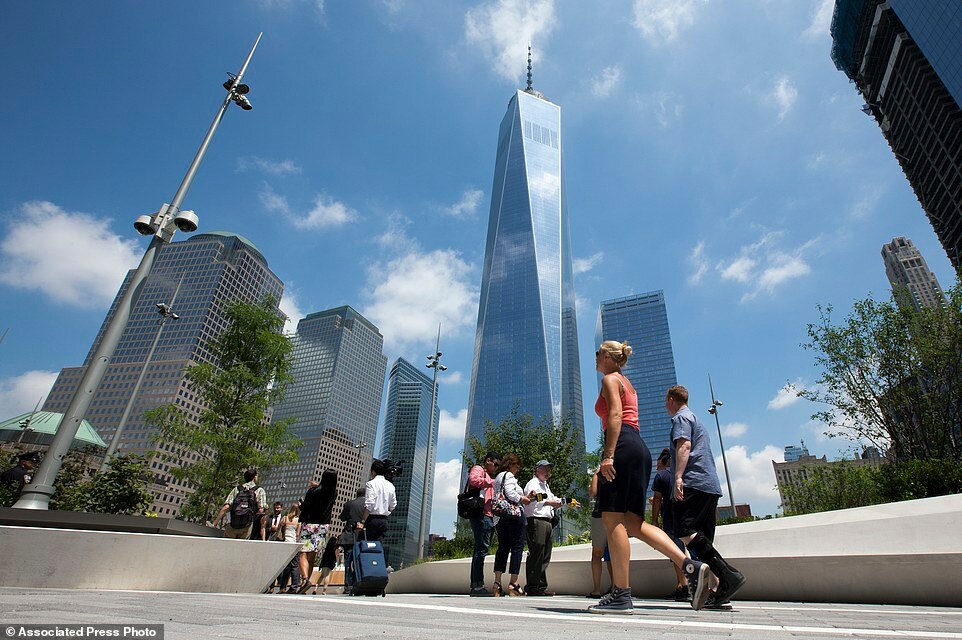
[{"left": 600, "top": 340, "right": 632, "bottom": 366}]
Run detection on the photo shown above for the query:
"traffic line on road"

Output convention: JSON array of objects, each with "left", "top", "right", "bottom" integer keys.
[{"left": 271, "top": 596, "right": 962, "bottom": 638}]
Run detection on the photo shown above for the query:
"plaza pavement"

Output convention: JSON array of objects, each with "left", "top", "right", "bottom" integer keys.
[{"left": 1, "top": 588, "right": 960, "bottom": 639}]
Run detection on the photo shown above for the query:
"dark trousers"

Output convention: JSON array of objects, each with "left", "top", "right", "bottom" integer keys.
[
  {"left": 341, "top": 544, "right": 355, "bottom": 591},
  {"left": 365, "top": 516, "right": 388, "bottom": 542},
  {"left": 469, "top": 514, "right": 494, "bottom": 588},
  {"left": 279, "top": 555, "right": 301, "bottom": 590},
  {"left": 494, "top": 515, "right": 525, "bottom": 576},
  {"left": 525, "top": 518, "right": 553, "bottom": 593}
]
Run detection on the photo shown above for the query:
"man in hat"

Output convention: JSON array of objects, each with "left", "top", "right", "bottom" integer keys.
[
  {"left": 1, "top": 451, "right": 40, "bottom": 498},
  {"left": 523, "top": 460, "right": 564, "bottom": 596}
]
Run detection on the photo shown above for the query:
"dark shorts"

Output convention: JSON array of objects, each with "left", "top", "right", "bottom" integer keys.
[
  {"left": 673, "top": 488, "right": 719, "bottom": 540},
  {"left": 597, "top": 426, "right": 651, "bottom": 517}
]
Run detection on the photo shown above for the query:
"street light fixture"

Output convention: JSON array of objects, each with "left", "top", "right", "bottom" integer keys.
[
  {"left": 353, "top": 441, "right": 368, "bottom": 491},
  {"left": 14, "top": 32, "right": 264, "bottom": 510},
  {"left": 418, "top": 324, "right": 445, "bottom": 560},
  {"left": 707, "top": 374, "right": 736, "bottom": 517}
]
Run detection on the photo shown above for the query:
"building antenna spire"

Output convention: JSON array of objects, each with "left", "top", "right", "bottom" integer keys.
[{"left": 526, "top": 43, "right": 533, "bottom": 91}]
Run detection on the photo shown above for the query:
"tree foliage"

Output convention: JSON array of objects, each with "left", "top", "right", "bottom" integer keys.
[
  {"left": 798, "top": 279, "right": 962, "bottom": 462},
  {"left": 144, "top": 296, "right": 301, "bottom": 522}
]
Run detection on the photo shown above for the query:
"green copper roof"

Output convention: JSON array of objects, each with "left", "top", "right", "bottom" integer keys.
[{"left": 0, "top": 411, "right": 107, "bottom": 448}]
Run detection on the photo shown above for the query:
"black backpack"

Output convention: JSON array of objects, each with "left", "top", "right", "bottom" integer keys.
[{"left": 229, "top": 484, "right": 259, "bottom": 529}]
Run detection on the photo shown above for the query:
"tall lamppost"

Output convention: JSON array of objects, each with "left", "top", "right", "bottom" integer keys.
[
  {"left": 15, "top": 33, "right": 263, "bottom": 510},
  {"left": 707, "top": 374, "right": 736, "bottom": 515},
  {"left": 417, "top": 325, "right": 446, "bottom": 560},
  {"left": 99, "top": 275, "right": 183, "bottom": 472},
  {"left": 353, "top": 441, "right": 368, "bottom": 492}
]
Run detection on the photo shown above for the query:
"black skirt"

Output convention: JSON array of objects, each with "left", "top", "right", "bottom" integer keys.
[{"left": 597, "top": 426, "right": 651, "bottom": 517}]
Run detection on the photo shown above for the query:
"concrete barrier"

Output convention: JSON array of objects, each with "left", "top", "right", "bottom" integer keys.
[
  {"left": 388, "top": 493, "right": 962, "bottom": 606},
  {"left": 0, "top": 525, "right": 300, "bottom": 593}
]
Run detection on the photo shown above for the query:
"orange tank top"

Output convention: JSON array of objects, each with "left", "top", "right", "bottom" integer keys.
[{"left": 594, "top": 372, "right": 639, "bottom": 432}]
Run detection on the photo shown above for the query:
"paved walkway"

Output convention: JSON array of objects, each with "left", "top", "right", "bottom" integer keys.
[{"left": 1, "top": 589, "right": 960, "bottom": 639}]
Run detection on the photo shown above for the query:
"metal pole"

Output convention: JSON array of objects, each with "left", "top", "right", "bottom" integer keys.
[
  {"left": 100, "top": 276, "right": 183, "bottom": 470},
  {"left": 417, "top": 325, "right": 442, "bottom": 560},
  {"left": 14, "top": 36, "right": 262, "bottom": 510},
  {"left": 709, "top": 374, "right": 736, "bottom": 514},
  {"left": 354, "top": 442, "right": 368, "bottom": 493}
]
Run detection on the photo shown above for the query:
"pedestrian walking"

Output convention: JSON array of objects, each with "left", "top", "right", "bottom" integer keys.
[
  {"left": 523, "top": 460, "right": 563, "bottom": 597},
  {"left": 313, "top": 536, "right": 341, "bottom": 595},
  {"left": 587, "top": 470, "right": 614, "bottom": 598},
  {"left": 277, "top": 504, "right": 302, "bottom": 593},
  {"left": 358, "top": 459, "right": 396, "bottom": 542},
  {"left": 651, "top": 448, "right": 689, "bottom": 601},
  {"left": 491, "top": 453, "right": 530, "bottom": 597},
  {"left": 466, "top": 451, "right": 500, "bottom": 597},
  {"left": 212, "top": 469, "right": 268, "bottom": 539},
  {"left": 667, "top": 385, "right": 746, "bottom": 607},
  {"left": 339, "top": 487, "right": 366, "bottom": 595},
  {"left": 588, "top": 341, "right": 715, "bottom": 614},
  {"left": 297, "top": 469, "right": 338, "bottom": 593}
]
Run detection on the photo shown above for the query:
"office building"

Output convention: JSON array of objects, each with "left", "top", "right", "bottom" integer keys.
[
  {"left": 881, "top": 236, "right": 946, "bottom": 310},
  {"left": 267, "top": 306, "right": 387, "bottom": 541},
  {"left": 464, "top": 54, "right": 585, "bottom": 465},
  {"left": 784, "top": 441, "right": 810, "bottom": 463},
  {"left": 43, "top": 232, "right": 284, "bottom": 515},
  {"left": 596, "top": 292, "right": 678, "bottom": 470},
  {"left": 379, "top": 358, "right": 439, "bottom": 569},
  {"left": 773, "top": 449, "right": 884, "bottom": 513},
  {"left": 831, "top": 0, "right": 962, "bottom": 267}
]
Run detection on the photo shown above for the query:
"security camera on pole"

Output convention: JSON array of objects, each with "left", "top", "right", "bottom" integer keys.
[
  {"left": 14, "top": 33, "right": 264, "bottom": 510},
  {"left": 707, "top": 374, "right": 736, "bottom": 515},
  {"left": 417, "top": 324, "right": 446, "bottom": 560}
]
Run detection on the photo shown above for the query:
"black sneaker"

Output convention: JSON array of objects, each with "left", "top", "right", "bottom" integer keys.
[
  {"left": 469, "top": 587, "right": 493, "bottom": 597},
  {"left": 664, "top": 585, "right": 690, "bottom": 601},
  {"left": 683, "top": 558, "right": 712, "bottom": 611},
  {"left": 705, "top": 593, "right": 733, "bottom": 610},
  {"left": 588, "top": 587, "right": 633, "bottom": 615},
  {"left": 711, "top": 568, "right": 746, "bottom": 605}
]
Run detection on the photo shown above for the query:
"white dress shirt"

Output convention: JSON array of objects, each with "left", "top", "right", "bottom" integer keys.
[
  {"left": 365, "top": 475, "right": 397, "bottom": 516},
  {"left": 523, "top": 476, "right": 557, "bottom": 519}
]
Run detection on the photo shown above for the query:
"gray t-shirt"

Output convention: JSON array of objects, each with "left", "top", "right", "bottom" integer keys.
[{"left": 670, "top": 406, "right": 722, "bottom": 496}]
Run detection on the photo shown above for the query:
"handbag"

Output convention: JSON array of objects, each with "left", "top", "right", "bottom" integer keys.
[
  {"left": 457, "top": 477, "right": 484, "bottom": 519},
  {"left": 491, "top": 472, "right": 522, "bottom": 521}
]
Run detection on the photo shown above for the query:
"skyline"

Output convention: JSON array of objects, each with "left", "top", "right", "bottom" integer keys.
[{"left": 1, "top": 1, "right": 958, "bottom": 534}]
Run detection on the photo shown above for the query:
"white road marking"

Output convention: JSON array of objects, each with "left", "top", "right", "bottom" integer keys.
[{"left": 272, "top": 595, "right": 962, "bottom": 638}]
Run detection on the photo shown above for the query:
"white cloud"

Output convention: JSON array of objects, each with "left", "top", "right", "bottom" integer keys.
[
  {"left": 0, "top": 201, "right": 141, "bottom": 308},
  {"left": 438, "top": 408, "right": 468, "bottom": 442},
  {"left": 465, "top": 0, "right": 557, "bottom": 82},
  {"left": 375, "top": 213, "right": 415, "bottom": 250},
  {"left": 236, "top": 156, "right": 302, "bottom": 176},
  {"left": 770, "top": 75, "right": 798, "bottom": 122},
  {"left": 635, "top": 90, "right": 684, "bottom": 128},
  {"left": 439, "top": 370, "right": 465, "bottom": 385},
  {"left": 719, "top": 256, "right": 757, "bottom": 283},
  {"left": 431, "top": 457, "right": 463, "bottom": 537},
  {"left": 259, "top": 185, "right": 358, "bottom": 229},
  {"left": 722, "top": 422, "right": 748, "bottom": 438},
  {"left": 279, "top": 287, "right": 306, "bottom": 335},
  {"left": 802, "top": 0, "right": 834, "bottom": 41},
  {"left": 362, "top": 249, "right": 479, "bottom": 352},
  {"left": 572, "top": 252, "right": 604, "bottom": 275},
  {"left": 0, "top": 370, "right": 58, "bottom": 420},
  {"left": 590, "top": 66, "right": 622, "bottom": 99},
  {"left": 688, "top": 241, "right": 709, "bottom": 285},
  {"left": 769, "top": 382, "right": 803, "bottom": 410},
  {"left": 715, "top": 444, "right": 784, "bottom": 516},
  {"left": 633, "top": 0, "right": 707, "bottom": 45},
  {"left": 849, "top": 191, "right": 882, "bottom": 219},
  {"left": 255, "top": 0, "right": 325, "bottom": 22},
  {"left": 441, "top": 189, "right": 485, "bottom": 219},
  {"left": 715, "top": 232, "right": 814, "bottom": 301}
]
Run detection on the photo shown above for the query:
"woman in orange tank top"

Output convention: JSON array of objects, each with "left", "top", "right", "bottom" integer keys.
[{"left": 588, "top": 340, "right": 708, "bottom": 615}]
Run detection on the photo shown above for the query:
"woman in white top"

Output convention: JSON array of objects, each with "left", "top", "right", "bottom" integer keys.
[
  {"left": 277, "top": 504, "right": 302, "bottom": 593},
  {"left": 492, "top": 453, "right": 532, "bottom": 596}
]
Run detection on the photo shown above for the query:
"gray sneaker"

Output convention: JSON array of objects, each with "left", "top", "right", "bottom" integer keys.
[
  {"left": 683, "top": 559, "right": 712, "bottom": 611},
  {"left": 588, "top": 587, "right": 633, "bottom": 615}
]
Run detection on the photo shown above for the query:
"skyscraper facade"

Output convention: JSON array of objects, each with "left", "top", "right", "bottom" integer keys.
[
  {"left": 378, "top": 358, "right": 439, "bottom": 569},
  {"left": 831, "top": 0, "right": 962, "bottom": 267},
  {"left": 783, "top": 441, "right": 810, "bottom": 463},
  {"left": 43, "top": 232, "right": 284, "bottom": 515},
  {"left": 267, "top": 306, "right": 387, "bottom": 541},
  {"left": 464, "top": 74, "right": 585, "bottom": 464},
  {"left": 596, "top": 292, "right": 678, "bottom": 468},
  {"left": 881, "top": 236, "right": 946, "bottom": 309}
]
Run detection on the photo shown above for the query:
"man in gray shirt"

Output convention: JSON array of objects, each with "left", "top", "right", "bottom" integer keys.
[{"left": 667, "top": 385, "right": 746, "bottom": 607}]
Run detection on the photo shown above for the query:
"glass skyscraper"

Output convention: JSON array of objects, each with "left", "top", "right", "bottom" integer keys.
[
  {"left": 43, "top": 232, "right": 284, "bottom": 515},
  {"left": 464, "top": 78, "right": 585, "bottom": 464},
  {"left": 831, "top": 0, "right": 962, "bottom": 268},
  {"left": 267, "top": 306, "right": 387, "bottom": 542},
  {"left": 379, "top": 358, "right": 438, "bottom": 569},
  {"left": 596, "top": 292, "right": 678, "bottom": 469}
]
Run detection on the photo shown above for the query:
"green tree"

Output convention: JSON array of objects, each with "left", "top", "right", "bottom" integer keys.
[
  {"left": 779, "top": 462, "right": 882, "bottom": 515},
  {"left": 50, "top": 449, "right": 97, "bottom": 512},
  {"left": 798, "top": 279, "right": 962, "bottom": 462},
  {"left": 87, "top": 454, "right": 153, "bottom": 515},
  {"left": 144, "top": 296, "right": 301, "bottom": 522}
]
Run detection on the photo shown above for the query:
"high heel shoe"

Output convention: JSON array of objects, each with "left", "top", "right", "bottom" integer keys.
[
  {"left": 507, "top": 583, "right": 525, "bottom": 597},
  {"left": 492, "top": 582, "right": 504, "bottom": 597}
]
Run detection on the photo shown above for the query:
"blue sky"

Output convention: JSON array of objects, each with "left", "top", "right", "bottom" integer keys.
[{"left": 0, "top": 1, "right": 955, "bottom": 535}]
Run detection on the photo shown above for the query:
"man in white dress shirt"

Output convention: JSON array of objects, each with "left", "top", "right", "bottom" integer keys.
[
  {"left": 523, "top": 460, "right": 563, "bottom": 596},
  {"left": 358, "top": 458, "right": 397, "bottom": 543}
]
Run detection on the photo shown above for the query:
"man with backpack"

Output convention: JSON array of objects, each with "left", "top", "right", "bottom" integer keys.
[{"left": 212, "top": 469, "right": 268, "bottom": 539}]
